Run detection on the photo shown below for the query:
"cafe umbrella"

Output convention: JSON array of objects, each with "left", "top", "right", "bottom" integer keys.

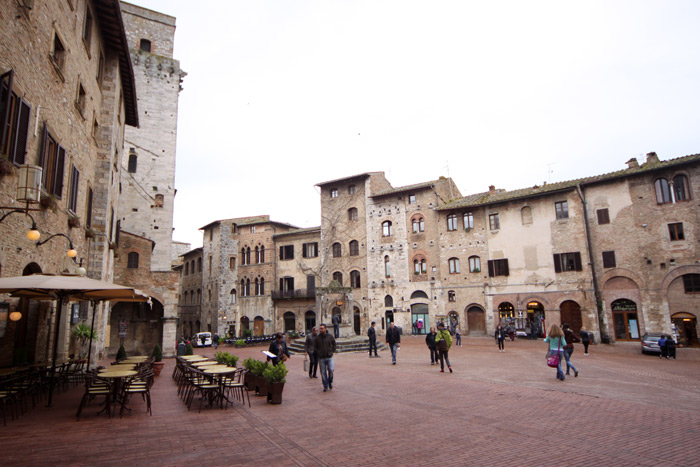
[{"left": 0, "top": 273, "right": 148, "bottom": 406}]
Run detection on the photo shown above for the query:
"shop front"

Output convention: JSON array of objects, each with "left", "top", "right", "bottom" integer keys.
[
  {"left": 671, "top": 312, "right": 699, "bottom": 347},
  {"left": 611, "top": 299, "right": 640, "bottom": 341}
]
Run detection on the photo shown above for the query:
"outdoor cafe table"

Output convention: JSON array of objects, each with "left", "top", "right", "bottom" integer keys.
[
  {"left": 182, "top": 355, "right": 207, "bottom": 361},
  {"left": 99, "top": 364, "right": 136, "bottom": 372},
  {"left": 191, "top": 361, "right": 218, "bottom": 368},
  {"left": 97, "top": 370, "right": 138, "bottom": 416},
  {"left": 202, "top": 366, "right": 239, "bottom": 408}
]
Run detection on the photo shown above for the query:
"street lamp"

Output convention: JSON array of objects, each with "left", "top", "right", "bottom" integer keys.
[
  {"left": 36, "top": 233, "right": 79, "bottom": 260},
  {"left": 0, "top": 164, "right": 43, "bottom": 240}
]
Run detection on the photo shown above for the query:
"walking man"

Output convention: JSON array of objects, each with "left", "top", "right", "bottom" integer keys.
[
  {"left": 368, "top": 321, "right": 378, "bottom": 357},
  {"left": 305, "top": 326, "right": 318, "bottom": 378},
  {"left": 386, "top": 321, "right": 401, "bottom": 365},
  {"left": 562, "top": 323, "right": 580, "bottom": 377},
  {"left": 332, "top": 313, "right": 341, "bottom": 339},
  {"left": 314, "top": 324, "right": 336, "bottom": 392}
]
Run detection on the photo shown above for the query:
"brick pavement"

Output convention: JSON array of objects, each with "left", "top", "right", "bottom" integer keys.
[{"left": 3, "top": 337, "right": 700, "bottom": 466}]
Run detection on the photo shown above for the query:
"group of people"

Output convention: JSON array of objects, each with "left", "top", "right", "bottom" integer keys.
[
  {"left": 657, "top": 335, "right": 677, "bottom": 359},
  {"left": 303, "top": 324, "right": 337, "bottom": 392}
]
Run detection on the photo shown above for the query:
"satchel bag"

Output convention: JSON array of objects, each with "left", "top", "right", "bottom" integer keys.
[
  {"left": 303, "top": 355, "right": 309, "bottom": 372},
  {"left": 546, "top": 339, "right": 561, "bottom": 368},
  {"left": 437, "top": 338, "right": 448, "bottom": 352}
]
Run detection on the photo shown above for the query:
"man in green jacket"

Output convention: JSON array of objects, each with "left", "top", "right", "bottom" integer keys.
[{"left": 435, "top": 322, "right": 453, "bottom": 373}]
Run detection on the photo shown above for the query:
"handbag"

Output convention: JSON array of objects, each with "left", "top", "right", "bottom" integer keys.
[
  {"left": 303, "top": 355, "right": 309, "bottom": 372},
  {"left": 546, "top": 338, "right": 561, "bottom": 368},
  {"left": 437, "top": 338, "right": 448, "bottom": 352}
]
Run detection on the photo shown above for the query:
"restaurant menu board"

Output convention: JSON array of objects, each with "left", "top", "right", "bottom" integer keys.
[{"left": 118, "top": 321, "right": 128, "bottom": 338}]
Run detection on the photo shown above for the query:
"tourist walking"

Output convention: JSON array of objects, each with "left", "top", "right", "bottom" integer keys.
[
  {"left": 213, "top": 333, "right": 219, "bottom": 349},
  {"left": 665, "top": 335, "right": 676, "bottom": 360},
  {"left": 268, "top": 332, "right": 291, "bottom": 366},
  {"left": 580, "top": 326, "right": 591, "bottom": 355},
  {"left": 305, "top": 327, "right": 318, "bottom": 378},
  {"left": 368, "top": 321, "right": 378, "bottom": 357},
  {"left": 435, "top": 322, "right": 453, "bottom": 373},
  {"left": 658, "top": 335, "right": 667, "bottom": 359},
  {"left": 454, "top": 325, "right": 462, "bottom": 347},
  {"left": 562, "top": 324, "right": 580, "bottom": 377},
  {"left": 495, "top": 324, "right": 506, "bottom": 352},
  {"left": 544, "top": 324, "right": 566, "bottom": 380},
  {"left": 314, "top": 324, "right": 336, "bottom": 392},
  {"left": 332, "top": 313, "right": 341, "bottom": 338},
  {"left": 426, "top": 327, "right": 438, "bottom": 365},
  {"left": 386, "top": 322, "right": 401, "bottom": 365}
]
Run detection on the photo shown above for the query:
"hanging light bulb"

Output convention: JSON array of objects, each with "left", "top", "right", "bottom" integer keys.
[
  {"left": 27, "top": 223, "right": 40, "bottom": 241},
  {"left": 9, "top": 311, "right": 22, "bottom": 321},
  {"left": 67, "top": 248, "right": 78, "bottom": 258}
]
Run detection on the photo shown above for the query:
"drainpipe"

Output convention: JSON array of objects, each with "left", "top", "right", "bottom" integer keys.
[{"left": 576, "top": 183, "right": 609, "bottom": 343}]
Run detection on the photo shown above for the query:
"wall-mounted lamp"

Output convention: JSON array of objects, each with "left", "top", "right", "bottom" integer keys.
[
  {"left": 9, "top": 311, "right": 22, "bottom": 321},
  {"left": 0, "top": 164, "right": 43, "bottom": 240},
  {"left": 36, "top": 232, "right": 78, "bottom": 260}
]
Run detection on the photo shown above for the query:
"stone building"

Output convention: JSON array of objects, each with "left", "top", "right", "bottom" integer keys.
[
  {"left": 176, "top": 247, "right": 202, "bottom": 339},
  {"left": 0, "top": 0, "right": 137, "bottom": 366}
]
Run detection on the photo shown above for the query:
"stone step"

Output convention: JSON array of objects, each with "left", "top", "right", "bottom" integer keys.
[{"left": 288, "top": 337, "right": 387, "bottom": 354}]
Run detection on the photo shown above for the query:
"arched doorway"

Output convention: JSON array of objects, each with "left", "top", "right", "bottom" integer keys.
[
  {"left": 353, "top": 306, "right": 361, "bottom": 335},
  {"left": 527, "top": 301, "right": 545, "bottom": 338},
  {"left": 448, "top": 311, "right": 459, "bottom": 334},
  {"left": 240, "top": 316, "right": 250, "bottom": 337},
  {"left": 671, "top": 312, "right": 699, "bottom": 347},
  {"left": 283, "top": 312, "right": 295, "bottom": 333},
  {"left": 498, "top": 302, "right": 515, "bottom": 323},
  {"left": 305, "top": 311, "right": 316, "bottom": 332},
  {"left": 385, "top": 310, "right": 394, "bottom": 329},
  {"left": 560, "top": 300, "right": 582, "bottom": 333},
  {"left": 411, "top": 303, "right": 429, "bottom": 335},
  {"left": 611, "top": 299, "right": 639, "bottom": 340},
  {"left": 110, "top": 298, "right": 164, "bottom": 357},
  {"left": 466, "top": 306, "right": 486, "bottom": 335},
  {"left": 253, "top": 316, "right": 265, "bottom": 336}
]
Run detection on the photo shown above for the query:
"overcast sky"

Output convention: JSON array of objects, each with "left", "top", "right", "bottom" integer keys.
[{"left": 128, "top": 0, "right": 700, "bottom": 249}]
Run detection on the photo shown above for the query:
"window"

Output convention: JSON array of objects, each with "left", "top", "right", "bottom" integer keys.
[
  {"left": 382, "top": 221, "right": 393, "bottom": 237},
  {"left": 489, "top": 213, "right": 500, "bottom": 231},
  {"left": 655, "top": 178, "right": 672, "bottom": 204},
  {"left": 447, "top": 214, "right": 458, "bottom": 231},
  {"left": 330, "top": 188, "right": 338, "bottom": 198},
  {"left": 127, "top": 252, "right": 139, "bottom": 269},
  {"left": 68, "top": 165, "right": 79, "bottom": 213},
  {"left": 487, "top": 259, "right": 510, "bottom": 277},
  {"left": 154, "top": 194, "right": 164, "bottom": 208},
  {"left": 448, "top": 291, "right": 456, "bottom": 302},
  {"left": 128, "top": 152, "right": 137, "bottom": 173},
  {"left": 97, "top": 52, "right": 104, "bottom": 85},
  {"left": 385, "top": 295, "right": 393, "bottom": 307},
  {"left": 602, "top": 251, "right": 616, "bottom": 268},
  {"left": 241, "top": 279, "right": 250, "bottom": 297},
  {"left": 349, "top": 240, "right": 359, "bottom": 256},
  {"left": 412, "top": 217, "right": 424, "bottom": 233},
  {"left": 250, "top": 226, "right": 256, "bottom": 233},
  {"left": 597, "top": 208, "right": 610, "bottom": 225},
  {"left": 85, "top": 187, "right": 93, "bottom": 228},
  {"left": 208, "top": 256, "right": 212, "bottom": 274},
  {"left": 384, "top": 256, "right": 391, "bottom": 278},
  {"left": 683, "top": 274, "right": 700, "bottom": 293},
  {"left": 255, "top": 278, "right": 265, "bottom": 295},
  {"left": 332, "top": 242, "right": 342, "bottom": 257},
  {"left": 463, "top": 212, "right": 474, "bottom": 230},
  {"left": 302, "top": 242, "right": 318, "bottom": 258},
  {"left": 668, "top": 223, "right": 684, "bottom": 241},
  {"left": 76, "top": 83, "right": 86, "bottom": 115},
  {"left": 469, "top": 256, "right": 481, "bottom": 273},
  {"left": 229, "top": 257, "right": 236, "bottom": 269},
  {"left": 139, "top": 39, "right": 151, "bottom": 52},
  {"left": 555, "top": 201, "right": 569, "bottom": 219},
  {"left": 553, "top": 252, "right": 582, "bottom": 272},
  {"left": 332, "top": 272, "right": 343, "bottom": 285},
  {"left": 39, "top": 125, "right": 66, "bottom": 197},
  {"left": 0, "top": 71, "right": 31, "bottom": 165},
  {"left": 348, "top": 207, "right": 358, "bottom": 221},
  {"left": 673, "top": 175, "right": 690, "bottom": 201},
  {"left": 184, "top": 263, "right": 189, "bottom": 276},
  {"left": 83, "top": 8, "right": 93, "bottom": 47},
  {"left": 256, "top": 245, "right": 265, "bottom": 263},
  {"left": 350, "top": 270, "right": 361, "bottom": 288},
  {"left": 408, "top": 194, "right": 416, "bottom": 204},
  {"left": 348, "top": 184, "right": 356, "bottom": 195},
  {"left": 521, "top": 206, "right": 532, "bottom": 225},
  {"left": 448, "top": 257, "right": 460, "bottom": 274},
  {"left": 279, "top": 245, "right": 294, "bottom": 260},
  {"left": 230, "top": 289, "right": 236, "bottom": 304},
  {"left": 413, "top": 258, "right": 427, "bottom": 275},
  {"left": 197, "top": 257, "right": 202, "bottom": 272},
  {"left": 52, "top": 33, "right": 66, "bottom": 71},
  {"left": 280, "top": 276, "right": 294, "bottom": 292}
]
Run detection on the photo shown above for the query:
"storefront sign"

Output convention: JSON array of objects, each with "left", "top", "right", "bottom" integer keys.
[{"left": 118, "top": 321, "right": 128, "bottom": 338}]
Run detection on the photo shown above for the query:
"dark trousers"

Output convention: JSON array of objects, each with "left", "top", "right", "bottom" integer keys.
[
  {"left": 429, "top": 348, "right": 437, "bottom": 363},
  {"left": 659, "top": 345, "right": 667, "bottom": 358},
  {"left": 308, "top": 352, "right": 318, "bottom": 377},
  {"left": 497, "top": 338, "right": 505, "bottom": 350},
  {"left": 583, "top": 341, "right": 589, "bottom": 353},
  {"left": 368, "top": 337, "right": 377, "bottom": 356},
  {"left": 333, "top": 324, "right": 339, "bottom": 338},
  {"left": 666, "top": 347, "right": 676, "bottom": 359},
  {"left": 437, "top": 349, "right": 451, "bottom": 370}
]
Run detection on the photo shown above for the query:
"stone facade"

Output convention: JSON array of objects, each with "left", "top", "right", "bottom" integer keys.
[{"left": 177, "top": 247, "right": 202, "bottom": 339}]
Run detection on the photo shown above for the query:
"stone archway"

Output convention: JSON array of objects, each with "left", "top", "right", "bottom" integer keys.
[
  {"left": 305, "top": 311, "right": 316, "bottom": 332},
  {"left": 283, "top": 312, "right": 296, "bottom": 333},
  {"left": 560, "top": 300, "right": 582, "bottom": 334},
  {"left": 466, "top": 305, "right": 486, "bottom": 335},
  {"left": 253, "top": 316, "right": 265, "bottom": 336}
]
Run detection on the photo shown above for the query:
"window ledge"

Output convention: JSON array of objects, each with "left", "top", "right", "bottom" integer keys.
[{"left": 48, "top": 55, "right": 65, "bottom": 82}]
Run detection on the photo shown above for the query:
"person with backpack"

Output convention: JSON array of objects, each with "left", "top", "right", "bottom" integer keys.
[{"left": 435, "top": 322, "right": 453, "bottom": 373}]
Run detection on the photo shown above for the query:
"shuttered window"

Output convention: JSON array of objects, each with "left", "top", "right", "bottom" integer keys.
[
  {"left": 553, "top": 252, "right": 582, "bottom": 272},
  {"left": 602, "top": 251, "right": 616, "bottom": 268},
  {"left": 39, "top": 125, "right": 66, "bottom": 197},
  {"left": 0, "top": 70, "right": 31, "bottom": 165},
  {"left": 596, "top": 208, "right": 610, "bottom": 225},
  {"left": 487, "top": 259, "right": 509, "bottom": 277},
  {"left": 68, "top": 165, "right": 79, "bottom": 213}
]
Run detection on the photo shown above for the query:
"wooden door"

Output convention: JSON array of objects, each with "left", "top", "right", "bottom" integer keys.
[{"left": 467, "top": 307, "right": 486, "bottom": 334}]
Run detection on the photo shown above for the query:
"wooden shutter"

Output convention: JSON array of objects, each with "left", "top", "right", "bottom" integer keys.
[
  {"left": 52, "top": 144, "right": 65, "bottom": 197},
  {"left": 488, "top": 260, "right": 495, "bottom": 277},
  {"left": 11, "top": 98, "right": 30, "bottom": 164},
  {"left": 602, "top": 251, "right": 616, "bottom": 268},
  {"left": 39, "top": 124, "right": 48, "bottom": 174},
  {"left": 596, "top": 208, "right": 610, "bottom": 225},
  {"left": 302, "top": 243, "right": 307, "bottom": 258},
  {"left": 0, "top": 70, "right": 13, "bottom": 153},
  {"left": 574, "top": 252, "right": 582, "bottom": 271},
  {"left": 553, "top": 254, "right": 562, "bottom": 273},
  {"left": 279, "top": 246, "right": 284, "bottom": 260},
  {"left": 503, "top": 259, "right": 509, "bottom": 276}
]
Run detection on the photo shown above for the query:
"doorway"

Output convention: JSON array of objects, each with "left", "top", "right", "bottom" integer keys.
[
  {"left": 466, "top": 306, "right": 486, "bottom": 335},
  {"left": 305, "top": 311, "right": 316, "bottom": 332},
  {"left": 560, "top": 300, "right": 582, "bottom": 333},
  {"left": 353, "top": 307, "right": 361, "bottom": 335},
  {"left": 671, "top": 313, "right": 699, "bottom": 347},
  {"left": 283, "top": 312, "right": 295, "bottom": 333},
  {"left": 527, "top": 301, "right": 545, "bottom": 338},
  {"left": 411, "top": 303, "right": 429, "bottom": 335},
  {"left": 611, "top": 299, "right": 639, "bottom": 340},
  {"left": 253, "top": 316, "right": 265, "bottom": 336}
]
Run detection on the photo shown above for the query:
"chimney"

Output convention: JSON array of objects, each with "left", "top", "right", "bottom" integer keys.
[
  {"left": 488, "top": 185, "right": 496, "bottom": 195},
  {"left": 626, "top": 158, "right": 639, "bottom": 169},
  {"left": 646, "top": 152, "right": 659, "bottom": 164}
]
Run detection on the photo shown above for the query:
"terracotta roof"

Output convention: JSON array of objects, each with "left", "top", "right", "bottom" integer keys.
[
  {"left": 371, "top": 178, "right": 447, "bottom": 198},
  {"left": 93, "top": 0, "right": 138, "bottom": 126},
  {"left": 439, "top": 153, "right": 700, "bottom": 210}
]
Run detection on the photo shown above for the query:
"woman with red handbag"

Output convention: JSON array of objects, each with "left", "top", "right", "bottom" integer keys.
[{"left": 544, "top": 324, "right": 567, "bottom": 381}]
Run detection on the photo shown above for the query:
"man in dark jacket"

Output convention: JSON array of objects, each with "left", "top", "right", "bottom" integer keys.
[
  {"left": 313, "top": 324, "right": 336, "bottom": 392},
  {"left": 332, "top": 313, "right": 341, "bottom": 338},
  {"left": 305, "top": 327, "right": 318, "bottom": 378},
  {"left": 368, "top": 321, "right": 378, "bottom": 357},
  {"left": 562, "top": 323, "right": 579, "bottom": 377},
  {"left": 426, "top": 327, "right": 437, "bottom": 364},
  {"left": 268, "top": 332, "right": 291, "bottom": 366},
  {"left": 386, "top": 322, "right": 401, "bottom": 365}
]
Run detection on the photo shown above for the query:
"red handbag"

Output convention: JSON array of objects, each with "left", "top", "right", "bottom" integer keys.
[{"left": 546, "top": 338, "right": 561, "bottom": 368}]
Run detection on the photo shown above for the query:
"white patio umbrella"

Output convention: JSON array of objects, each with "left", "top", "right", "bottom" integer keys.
[{"left": 0, "top": 274, "right": 149, "bottom": 406}]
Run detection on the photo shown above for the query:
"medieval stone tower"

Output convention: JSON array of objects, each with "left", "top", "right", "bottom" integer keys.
[{"left": 119, "top": 2, "right": 185, "bottom": 272}]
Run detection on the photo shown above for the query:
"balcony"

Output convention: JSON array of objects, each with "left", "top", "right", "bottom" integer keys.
[{"left": 271, "top": 288, "right": 316, "bottom": 300}]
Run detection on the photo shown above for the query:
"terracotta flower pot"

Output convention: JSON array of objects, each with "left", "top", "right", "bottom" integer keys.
[
  {"left": 152, "top": 361, "right": 165, "bottom": 376},
  {"left": 267, "top": 381, "right": 285, "bottom": 404}
]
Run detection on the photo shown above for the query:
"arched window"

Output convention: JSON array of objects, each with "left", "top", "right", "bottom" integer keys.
[
  {"left": 447, "top": 214, "right": 458, "bottom": 231},
  {"left": 255, "top": 246, "right": 259, "bottom": 264},
  {"left": 128, "top": 153, "right": 137, "bottom": 173},
  {"left": 259, "top": 246, "right": 265, "bottom": 263},
  {"left": 332, "top": 242, "right": 342, "bottom": 257},
  {"left": 350, "top": 270, "right": 361, "bottom": 288},
  {"left": 259, "top": 277, "right": 264, "bottom": 295},
  {"left": 349, "top": 240, "right": 359, "bottom": 256},
  {"left": 196, "top": 289, "right": 201, "bottom": 304},
  {"left": 183, "top": 291, "right": 188, "bottom": 305},
  {"left": 332, "top": 271, "right": 343, "bottom": 285},
  {"left": 469, "top": 256, "right": 481, "bottom": 273},
  {"left": 230, "top": 289, "right": 236, "bottom": 304},
  {"left": 254, "top": 278, "right": 260, "bottom": 295},
  {"left": 382, "top": 221, "right": 393, "bottom": 237},
  {"left": 448, "top": 257, "right": 460, "bottom": 274},
  {"left": 412, "top": 216, "right": 425, "bottom": 233},
  {"left": 348, "top": 207, "right": 358, "bottom": 221},
  {"left": 245, "top": 279, "right": 250, "bottom": 296},
  {"left": 411, "top": 290, "right": 429, "bottom": 299},
  {"left": 463, "top": 212, "right": 474, "bottom": 230},
  {"left": 229, "top": 257, "right": 236, "bottom": 269},
  {"left": 498, "top": 302, "right": 515, "bottom": 319},
  {"left": 521, "top": 206, "right": 532, "bottom": 225},
  {"left": 673, "top": 174, "right": 690, "bottom": 201},
  {"left": 139, "top": 38, "right": 151, "bottom": 52},
  {"left": 385, "top": 295, "right": 393, "bottom": 307},
  {"left": 413, "top": 257, "right": 427, "bottom": 275},
  {"left": 127, "top": 252, "right": 139, "bottom": 269},
  {"left": 448, "top": 290, "right": 456, "bottom": 302},
  {"left": 197, "top": 258, "right": 202, "bottom": 272},
  {"left": 384, "top": 255, "right": 391, "bottom": 278},
  {"left": 654, "top": 178, "right": 672, "bottom": 204},
  {"left": 185, "top": 262, "right": 189, "bottom": 275},
  {"left": 155, "top": 194, "right": 164, "bottom": 208}
]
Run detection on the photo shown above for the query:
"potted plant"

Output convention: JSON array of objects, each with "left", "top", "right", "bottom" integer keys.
[
  {"left": 234, "top": 339, "right": 246, "bottom": 348},
  {"left": 116, "top": 344, "right": 127, "bottom": 361},
  {"left": 243, "top": 357, "right": 257, "bottom": 390},
  {"left": 68, "top": 215, "right": 81, "bottom": 228},
  {"left": 263, "top": 362, "right": 288, "bottom": 404},
  {"left": 242, "top": 359, "right": 269, "bottom": 396},
  {"left": 151, "top": 344, "right": 164, "bottom": 376},
  {"left": 184, "top": 342, "right": 193, "bottom": 355},
  {"left": 72, "top": 323, "right": 96, "bottom": 361},
  {"left": 214, "top": 351, "right": 239, "bottom": 367}
]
